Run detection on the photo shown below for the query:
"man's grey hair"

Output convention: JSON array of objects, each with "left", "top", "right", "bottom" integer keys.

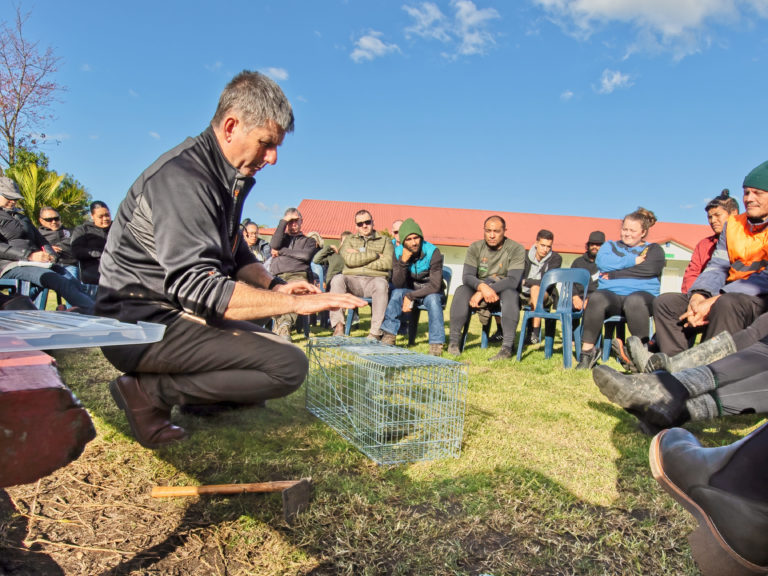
[
  {"left": 284, "top": 207, "right": 302, "bottom": 218},
  {"left": 212, "top": 70, "right": 295, "bottom": 133}
]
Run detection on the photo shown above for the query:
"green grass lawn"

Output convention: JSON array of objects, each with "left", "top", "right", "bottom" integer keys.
[{"left": 3, "top": 306, "right": 764, "bottom": 575}]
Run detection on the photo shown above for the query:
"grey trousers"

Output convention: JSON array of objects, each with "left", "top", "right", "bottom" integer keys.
[
  {"left": 329, "top": 275, "right": 389, "bottom": 335},
  {"left": 102, "top": 314, "right": 308, "bottom": 409}
]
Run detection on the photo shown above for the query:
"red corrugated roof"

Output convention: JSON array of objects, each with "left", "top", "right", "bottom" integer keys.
[{"left": 296, "top": 199, "right": 711, "bottom": 253}]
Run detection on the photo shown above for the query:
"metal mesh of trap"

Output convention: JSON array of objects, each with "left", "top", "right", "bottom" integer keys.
[{"left": 305, "top": 337, "right": 468, "bottom": 465}]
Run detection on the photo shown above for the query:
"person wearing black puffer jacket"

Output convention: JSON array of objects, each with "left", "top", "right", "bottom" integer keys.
[
  {"left": 71, "top": 201, "right": 112, "bottom": 291},
  {"left": 0, "top": 177, "right": 94, "bottom": 311},
  {"left": 38, "top": 206, "right": 79, "bottom": 279}
]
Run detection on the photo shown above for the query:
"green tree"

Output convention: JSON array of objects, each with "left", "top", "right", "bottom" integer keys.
[{"left": 5, "top": 161, "right": 90, "bottom": 228}]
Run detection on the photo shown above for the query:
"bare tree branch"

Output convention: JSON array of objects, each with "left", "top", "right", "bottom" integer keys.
[{"left": 0, "top": 5, "right": 63, "bottom": 167}]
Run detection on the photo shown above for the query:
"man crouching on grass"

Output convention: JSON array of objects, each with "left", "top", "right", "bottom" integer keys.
[{"left": 95, "top": 71, "right": 365, "bottom": 449}]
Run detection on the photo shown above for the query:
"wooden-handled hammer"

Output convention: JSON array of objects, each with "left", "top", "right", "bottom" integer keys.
[{"left": 151, "top": 477, "right": 312, "bottom": 524}]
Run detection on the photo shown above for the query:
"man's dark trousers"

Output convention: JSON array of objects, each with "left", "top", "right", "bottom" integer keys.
[
  {"left": 653, "top": 292, "right": 768, "bottom": 356},
  {"left": 449, "top": 284, "right": 520, "bottom": 349},
  {"left": 102, "top": 314, "right": 308, "bottom": 409}
]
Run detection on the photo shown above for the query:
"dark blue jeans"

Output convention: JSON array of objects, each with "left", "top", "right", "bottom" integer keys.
[
  {"left": 2, "top": 264, "right": 94, "bottom": 311},
  {"left": 382, "top": 289, "right": 445, "bottom": 344}
]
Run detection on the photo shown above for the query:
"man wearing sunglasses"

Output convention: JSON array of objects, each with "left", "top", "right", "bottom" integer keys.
[
  {"left": 0, "top": 179, "right": 94, "bottom": 311},
  {"left": 38, "top": 207, "right": 79, "bottom": 279},
  {"left": 329, "top": 209, "right": 394, "bottom": 339}
]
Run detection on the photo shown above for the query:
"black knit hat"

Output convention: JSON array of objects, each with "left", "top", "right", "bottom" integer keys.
[
  {"left": 587, "top": 231, "right": 605, "bottom": 244},
  {"left": 744, "top": 160, "right": 768, "bottom": 192}
]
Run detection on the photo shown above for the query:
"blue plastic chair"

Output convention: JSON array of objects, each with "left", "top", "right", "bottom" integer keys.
[
  {"left": 599, "top": 315, "right": 655, "bottom": 362},
  {"left": 459, "top": 308, "right": 502, "bottom": 351},
  {"left": 515, "top": 268, "right": 591, "bottom": 368},
  {"left": 345, "top": 297, "right": 373, "bottom": 335},
  {"left": 0, "top": 278, "right": 50, "bottom": 310},
  {"left": 407, "top": 268, "right": 452, "bottom": 345}
]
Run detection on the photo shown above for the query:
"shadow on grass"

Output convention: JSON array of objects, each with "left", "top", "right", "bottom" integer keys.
[
  {"left": 19, "top": 344, "right": 768, "bottom": 574},
  {"left": 592, "top": 398, "right": 767, "bottom": 575},
  {"left": 98, "top": 500, "right": 223, "bottom": 576}
]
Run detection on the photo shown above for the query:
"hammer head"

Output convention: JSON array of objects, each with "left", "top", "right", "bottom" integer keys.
[{"left": 282, "top": 478, "right": 312, "bottom": 524}]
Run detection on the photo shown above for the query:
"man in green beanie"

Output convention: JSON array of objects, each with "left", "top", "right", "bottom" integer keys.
[
  {"left": 641, "top": 159, "right": 768, "bottom": 367},
  {"left": 380, "top": 218, "right": 446, "bottom": 355}
]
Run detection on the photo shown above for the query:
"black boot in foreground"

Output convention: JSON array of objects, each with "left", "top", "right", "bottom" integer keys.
[
  {"left": 649, "top": 426, "right": 768, "bottom": 576},
  {"left": 592, "top": 365, "right": 690, "bottom": 430}
]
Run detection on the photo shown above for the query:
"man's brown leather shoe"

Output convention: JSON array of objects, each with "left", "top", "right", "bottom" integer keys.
[{"left": 109, "top": 375, "right": 187, "bottom": 449}]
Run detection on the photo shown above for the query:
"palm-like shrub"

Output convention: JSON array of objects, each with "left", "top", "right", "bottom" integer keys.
[{"left": 5, "top": 163, "right": 89, "bottom": 228}]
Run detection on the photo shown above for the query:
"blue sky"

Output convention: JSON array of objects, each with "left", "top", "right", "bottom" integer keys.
[{"left": 13, "top": 0, "right": 768, "bottom": 227}]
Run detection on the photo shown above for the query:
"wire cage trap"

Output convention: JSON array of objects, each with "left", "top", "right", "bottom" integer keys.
[{"left": 305, "top": 337, "right": 468, "bottom": 465}]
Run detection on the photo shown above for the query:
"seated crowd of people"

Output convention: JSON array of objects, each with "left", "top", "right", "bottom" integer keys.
[
  {"left": 241, "top": 203, "right": 692, "bottom": 367},
  {"left": 0, "top": 176, "right": 112, "bottom": 312},
  {"left": 5, "top": 160, "right": 768, "bottom": 373},
  {"left": 9, "top": 163, "right": 754, "bottom": 370}
]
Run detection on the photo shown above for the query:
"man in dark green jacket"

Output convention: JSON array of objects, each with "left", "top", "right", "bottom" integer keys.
[{"left": 447, "top": 215, "right": 525, "bottom": 361}]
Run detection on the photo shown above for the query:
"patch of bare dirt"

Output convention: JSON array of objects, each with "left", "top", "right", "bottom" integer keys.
[{"left": 0, "top": 440, "right": 300, "bottom": 576}]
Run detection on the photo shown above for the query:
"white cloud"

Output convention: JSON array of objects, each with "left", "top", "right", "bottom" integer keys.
[
  {"left": 753, "top": 0, "right": 768, "bottom": 16},
  {"left": 454, "top": 0, "right": 501, "bottom": 55},
  {"left": 80, "top": 63, "right": 91, "bottom": 72},
  {"left": 149, "top": 131, "right": 160, "bottom": 140},
  {"left": 204, "top": 61, "right": 223, "bottom": 72},
  {"left": 402, "top": 0, "right": 501, "bottom": 57},
  {"left": 255, "top": 201, "right": 284, "bottom": 219},
  {"left": 262, "top": 67, "right": 289, "bottom": 81},
  {"left": 404, "top": 2, "right": 451, "bottom": 41},
  {"left": 129, "top": 89, "right": 139, "bottom": 99},
  {"left": 596, "top": 69, "right": 633, "bottom": 94},
  {"left": 532, "top": 0, "right": 768, "bottom": 58},
  {"left": 350, "top": 31, "right": 401, "bottom": 62},
  {"left": 560, "top": 89, "right": 574, "bottom": 100}
]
